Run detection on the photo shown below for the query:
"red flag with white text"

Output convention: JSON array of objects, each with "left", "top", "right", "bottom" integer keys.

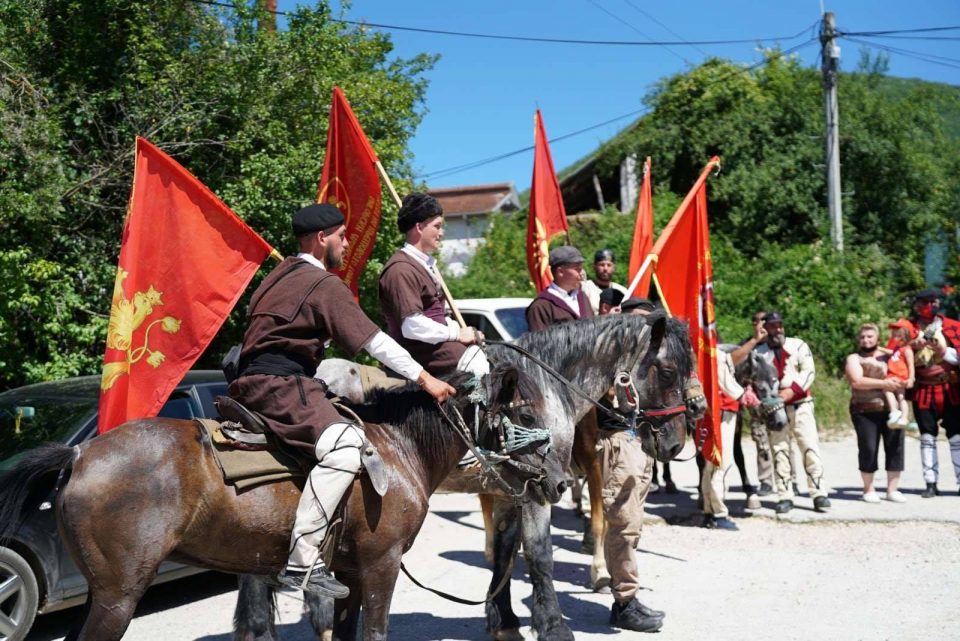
[
  {"left": 527, "top": 110, "right": 569, "bottom": 292},
  {"left": 98, "top": 137, "right": 275, "bottom": 433},
  {"left": 317, "top": 86, "right": 382, "bottom": 296},
  {"left": 650, "top": 157, "right": 722, "bottom": 465},
  {"left": 627, "top": 157, "right": 654, "bottom": 297}
]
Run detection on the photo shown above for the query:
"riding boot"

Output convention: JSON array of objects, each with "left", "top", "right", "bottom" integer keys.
[{"left": 282, "top": 422, "right": 364, "bottom": 595}]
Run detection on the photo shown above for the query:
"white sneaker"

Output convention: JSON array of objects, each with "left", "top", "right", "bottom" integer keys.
[
  {"left": 886, "top": 490, "right": 907, "bottom": 503},
  {"left": 886, "top": 410, "right": 902, "bottom": 427},
  {"left": 862, "top": 491, "right": 881, "bottom": 503}
]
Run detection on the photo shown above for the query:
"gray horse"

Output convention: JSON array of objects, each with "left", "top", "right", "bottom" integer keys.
[{"left": 235, "top": 311, "right": 696, "bottom": 641}]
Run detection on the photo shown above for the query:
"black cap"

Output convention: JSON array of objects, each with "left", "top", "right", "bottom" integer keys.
[
  {"left": 599, "top": 288, "right": 625, "bottom": 307},
  {"left": 548, "top": 245, "right": 585, "bottom": 268},
  {"left": 594, "top": 248, "right": 615, "bottom": 263},
  {"left": 914, "top": 288, "right": 941, "bottom": 301},
  {"left": 397, "top": 193, "right": 443, "bottom": 233},
  {"left": 763, "top": 311, "right": 783, "bottom": 324},
  {"left": 292, "top": 204, "right": 345, "bottom": 236},
  {"left": 620, "top": 297, "right": 656, "bottom": 313}
]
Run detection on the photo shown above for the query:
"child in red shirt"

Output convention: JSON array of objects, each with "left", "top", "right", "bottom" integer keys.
[{"left": 883, "top": 320, "right": 916, "bottom": 428}]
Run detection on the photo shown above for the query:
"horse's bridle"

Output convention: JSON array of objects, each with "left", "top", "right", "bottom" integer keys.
[{"left": 435, "top": 378, "right": 551, "bottom": 504}]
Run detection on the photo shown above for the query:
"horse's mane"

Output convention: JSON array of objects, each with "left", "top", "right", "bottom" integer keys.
[
  {"left": 352, "top": 369, "right": 542, "bottom": 467},
  {"left": 489, "top": 311, "right": 691, "bottom": 381}
]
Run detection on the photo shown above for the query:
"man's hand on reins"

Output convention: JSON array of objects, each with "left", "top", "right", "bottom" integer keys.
[
  {"left": 418, "top": 370, "right": 456, "bottom": 402},
  {"left": 458, "top": 326, "right": 483, "bottom": 345},
  {"left": 740, "top": 385, "right": 761, "bottom": 408}
]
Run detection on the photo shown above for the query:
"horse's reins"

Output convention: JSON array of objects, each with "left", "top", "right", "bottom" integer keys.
[
  {"left": 405, "top": 395, "right": 535, "bottom": 606},
  {"left": 400, "top": 528, "right": 521, "bottom": 606},
  {"left": 486, "top": 339, "right": 688, "bottom": 433},
  {"left": 434, "top": 401, "right": 540, "bottom": 504}
]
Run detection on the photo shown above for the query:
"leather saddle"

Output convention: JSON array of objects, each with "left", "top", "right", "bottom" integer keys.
[{"left": 213, "top": 396, "right": 388, "bottom": 496}]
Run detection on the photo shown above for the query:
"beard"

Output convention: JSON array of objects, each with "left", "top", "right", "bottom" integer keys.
[
  {"left": 768, "top": 333, "right": 785, "bottom": 348},
  {"left": 324, "top": 244, "right": 344, "bottom": 269}
]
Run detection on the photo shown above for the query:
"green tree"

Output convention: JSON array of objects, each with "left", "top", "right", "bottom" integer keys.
[{"left": 0, "top": 0, "right": 434, "bottom": 389}]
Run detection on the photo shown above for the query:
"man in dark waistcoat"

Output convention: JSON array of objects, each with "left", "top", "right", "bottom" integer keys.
[
  {"left": 525, "top": 245, "right": 593, "bottom": 333},
  {"left": 907, "top": 288, "right": 960, "bottom": 497},
  {"left": 379, "top": 193, "right": 488, "bottom": 377},
  {"left": 229, "top": 203, "right": 455, "bottom": 598}
]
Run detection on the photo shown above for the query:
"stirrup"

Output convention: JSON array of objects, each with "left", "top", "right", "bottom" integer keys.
[{"left": 215, "top": 396, "right": 269, "bottom": 434}]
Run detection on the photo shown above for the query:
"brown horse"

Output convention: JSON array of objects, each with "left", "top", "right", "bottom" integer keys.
[{"left": 0, "top": 366, "right": 560, "bottom": 641}]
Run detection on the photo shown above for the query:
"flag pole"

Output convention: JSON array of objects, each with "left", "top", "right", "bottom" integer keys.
[
  {"left": 623, "top": 253, "right": 656, "bottom": 299},
  {"left": 375, "top": 160, "right": 467, "bottom": 329},
  {"left": 651, "top": 273, "right": 671, "bottom": 316}
]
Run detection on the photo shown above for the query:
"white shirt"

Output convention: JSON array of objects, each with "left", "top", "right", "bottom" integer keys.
[
  {"left": 546, "top": 282, "right": 582, "bottom": 316},
  {"left": 581, "top": 279, "right": 627, "bottom": 314},
  {"left": 296, "top": 252, "right": 423, "bottom": 381},
  {"left": 398, "top": 243, "right": 460, "bottom": 343}
]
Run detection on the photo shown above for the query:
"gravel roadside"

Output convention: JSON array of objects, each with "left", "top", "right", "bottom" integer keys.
[{"left": 30, "top": 434, "right": 959, "bottom": 641}]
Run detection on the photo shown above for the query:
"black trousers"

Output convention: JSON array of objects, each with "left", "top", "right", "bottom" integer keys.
[{"left": 851, "top": 410, "right": 905, "bottom": 473}]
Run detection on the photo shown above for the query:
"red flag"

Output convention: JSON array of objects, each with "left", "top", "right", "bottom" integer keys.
[
  {"left": 317, "top": 86, "right": 382, "bottom": 296},
  {"left": 627, "top": 157, "right": 653, "bottom": 297},
  {"left": 651, "top": 157, "right": 722, "bottom": 465},
  {"left": 98, "top": 137, "right": 275, "bottom": 433},
  {"left": 527, "top": 110, "right": 569, "bottom": 292}
]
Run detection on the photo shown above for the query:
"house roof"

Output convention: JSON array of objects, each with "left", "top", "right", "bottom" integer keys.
[{"left": 428, "top": 182, "right": 521, "bottom": 218}]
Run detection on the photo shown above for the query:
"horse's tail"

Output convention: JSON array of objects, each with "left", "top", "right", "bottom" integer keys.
[{"left": 0, "top": 442, "right": 77, "bottom": 542}]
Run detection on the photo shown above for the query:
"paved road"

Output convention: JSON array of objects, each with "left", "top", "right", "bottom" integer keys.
[{"left": 30, "top": 433, "right": 960, "bottom": 641}]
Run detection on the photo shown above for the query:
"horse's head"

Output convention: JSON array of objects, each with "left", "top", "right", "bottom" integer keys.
[
  {"left": 628, "top": 312, "right": 691, "bottom": 462},
  {"left": 471, "top": 365, "right": 565, "bottom": 505},
  {"left": 736, "top": 350, "right": 788, "bottom": 431}
]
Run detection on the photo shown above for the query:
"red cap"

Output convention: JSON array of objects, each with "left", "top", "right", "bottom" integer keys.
[{"left": 887, "top": 319, "right": 917, "bottom": 338}]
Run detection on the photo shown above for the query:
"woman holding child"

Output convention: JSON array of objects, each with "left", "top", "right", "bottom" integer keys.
[{"left": 844, "top": 323, "right": 908, "bottom": 503}]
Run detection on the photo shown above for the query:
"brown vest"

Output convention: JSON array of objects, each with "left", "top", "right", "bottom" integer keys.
[{"left": 379, "top": 251, "right": 465, "bottom": 375}]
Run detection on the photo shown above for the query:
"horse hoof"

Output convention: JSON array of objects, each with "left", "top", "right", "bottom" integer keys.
[
  {"left": 592, "top": 582, "right": 611, "bottom": 594},
  {"left": 492, "top": 628, "right": 524, "bottom": 641}
]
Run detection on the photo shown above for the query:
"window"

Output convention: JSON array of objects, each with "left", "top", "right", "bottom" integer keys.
[
  {"left": 462, "top": 313, "right": 503, "bottom": 341},
  {"left": 157, "top": 393, "right": 197, "bottom": 420}
]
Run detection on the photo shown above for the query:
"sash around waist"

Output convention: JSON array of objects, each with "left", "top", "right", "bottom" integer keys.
[{"left": 239, "top": 351, "right": 316, "bottom": 378}]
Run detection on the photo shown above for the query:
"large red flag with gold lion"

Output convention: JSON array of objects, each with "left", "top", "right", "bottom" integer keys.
[
  {"left": 98, "top": 137, "right": 275, "bottom": 433},
  {"left": 650, "top": 157, "right": 722, "bottom": 465},
  {"left": 527, "top": 110, "right": 569, "bottom": 292},
  {"left": 316, "top": 86, "right": 382, "bottom": 297}
]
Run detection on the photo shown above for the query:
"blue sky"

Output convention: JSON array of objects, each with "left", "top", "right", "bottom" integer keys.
[{"left": 278, "top": 1, "right": 960, "bottom": 191}]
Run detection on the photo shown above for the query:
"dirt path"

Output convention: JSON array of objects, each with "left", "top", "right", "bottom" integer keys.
[{"left": 30, "top": 435, "right": 960, "bottom": 641}]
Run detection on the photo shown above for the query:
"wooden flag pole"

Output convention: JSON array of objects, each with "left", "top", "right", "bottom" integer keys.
[
  {"left": 623, "top": 253, "right": 656, "bottom": 299},
  {"left": 375, "top": 160, "right": 467, "bottom": 329}
]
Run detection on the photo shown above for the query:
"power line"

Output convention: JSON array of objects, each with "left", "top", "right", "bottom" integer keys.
[
  {"left": 622, "top": 0, "right": 711, "bottom": 58},
  {"left": 418, "top": 108, "right": 650, "bottom": 181},
  {"left": 585, "top": 0, "right": 691, "bottom": 64},
  {"left": 839, "top": 25, "right": 960, "bottom": 36},
  {"left": 842, "top": 36, "right": 960, "bottom": 70},
  {"left": 418, "top": 37, "right": 819, "bottom": 182},
  {"left": 190, "top": 0, "right": 821, "bottom": 47}
]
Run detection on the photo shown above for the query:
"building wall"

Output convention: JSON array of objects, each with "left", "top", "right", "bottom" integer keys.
[{"left": 441, "top": 215, "right": 492, "bottom": 276}]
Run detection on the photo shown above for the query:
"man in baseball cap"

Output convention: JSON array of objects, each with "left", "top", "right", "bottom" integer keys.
[{"left": 525, "top": 246, "right": 594, "bottom": 333}]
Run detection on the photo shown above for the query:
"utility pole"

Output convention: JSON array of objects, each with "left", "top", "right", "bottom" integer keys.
[{"left": 820, "top": 12, "right": 843, "bottom": 251}]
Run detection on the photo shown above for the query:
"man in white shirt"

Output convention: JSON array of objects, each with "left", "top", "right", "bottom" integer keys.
[
  {"left": 754, "top": 311, "right": 831, "bottom": 514},
  {"left": 581, "top": 249, "right": 628, "bottom": 314},
  {"left": 379, "top": 193, "right": 488, "bottom": 377}
]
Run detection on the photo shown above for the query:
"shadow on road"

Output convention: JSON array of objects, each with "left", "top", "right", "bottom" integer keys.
[{"left": 27, "top": 572, "right": 238, "bottom": 641}]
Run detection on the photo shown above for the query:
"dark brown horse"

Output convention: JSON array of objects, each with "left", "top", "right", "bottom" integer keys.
[{"left": 0, "top": 366, "right": 559, "bottom": 641}]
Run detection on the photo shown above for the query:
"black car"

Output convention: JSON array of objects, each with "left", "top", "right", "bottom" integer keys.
[{"left": 0, "top": 371, "right": 228, "bottom": 641}]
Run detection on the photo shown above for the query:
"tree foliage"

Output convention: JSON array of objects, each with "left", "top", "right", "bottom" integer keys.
[
  {"left": 450, "top": 51, "right": 958, "bottom": 374},
  {"left": 0, "top": 0, "right": 434, "bottom": 389}
]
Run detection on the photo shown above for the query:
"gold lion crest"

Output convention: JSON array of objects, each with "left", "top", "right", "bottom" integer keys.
[{"left": 101, "top": 267, "right": 182, "bottom": 391}]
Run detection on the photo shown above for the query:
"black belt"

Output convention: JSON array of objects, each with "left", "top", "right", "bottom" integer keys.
[{"left": 238, "top": 351, "right": 316, "bottom": 378}]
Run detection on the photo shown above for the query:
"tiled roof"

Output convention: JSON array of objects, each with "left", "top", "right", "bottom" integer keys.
[{"left": 428, "top": 182, "right": 520, "bottom": 217}]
